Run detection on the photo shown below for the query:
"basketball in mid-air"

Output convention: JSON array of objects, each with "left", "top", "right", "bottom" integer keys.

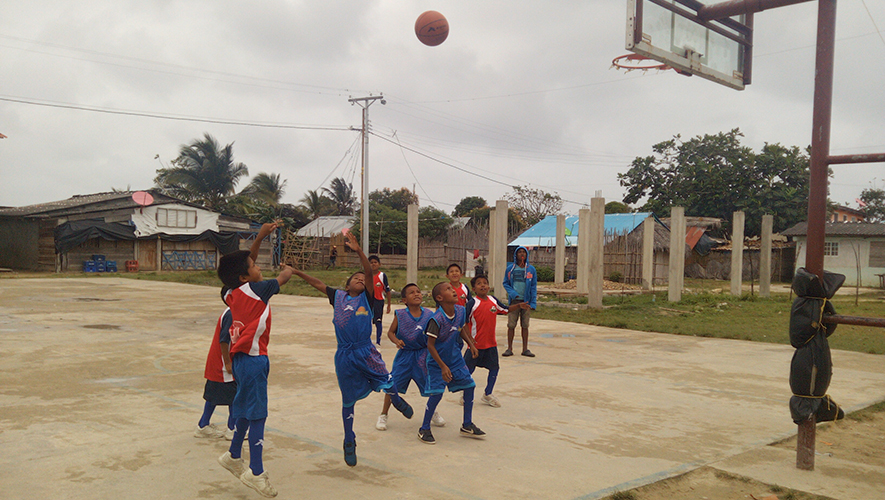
[{"left": 415, "top": 11, "right": 449, "bottom": 46}]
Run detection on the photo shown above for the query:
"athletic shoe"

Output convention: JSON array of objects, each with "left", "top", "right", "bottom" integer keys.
[
  {"left": 218, "top": 451, "right": 246, "bottom": 479},
  {"left": 240, "top": 469, "right": 278, "bottom": 498},
  {"left": 521, "top": 350, "right": 536, "bottom": 357},
  {"left": 223, "top": 426, "right": 235, "bottom": 440},
  {"left": 417, "top": 428, "right": 436, "bottom": 444},
  {"left": 481, "top": 394, "right": 501, "bottom": 408},
  {"left": 343, "top": 440, "right": 357, "bottom": 467},
  {"left": 195, "top": 424, "right": 226, "bottom": 439},
  {"left": 391, "top": 396, "right": 414, "bottom": 419},
  {"left": 431, "top": 411, "right": 446, "bottom": 427},
  {"left": 460, "top": 423, "right": 486, "bottom": 438},
  {"left": 375, "top": 414, "right": 388, "bottom": 431},
  {"left": 501, "top": 349, "right": 514, "bottom": 357}
]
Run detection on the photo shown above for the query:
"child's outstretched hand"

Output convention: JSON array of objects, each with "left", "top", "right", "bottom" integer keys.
[
  {"left": 344, "top": 231, "right": 360, "bottom": 251},
  {"left": 257, "top": 222, "right": 279, "bottom": 239}
]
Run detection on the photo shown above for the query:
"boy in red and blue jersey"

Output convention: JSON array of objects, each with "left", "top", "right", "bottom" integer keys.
[
  {"left": 369, "top": 255, "right": 391, "bottom": 345},
  {"left": 418, "top": 282, "right": 485, "bottom": 444},
  {"left": 195, "top": 305, "right": 237, "bottom": 439},
  {"left": 463, "top": 275, "right": 509, "bottom": 408},
  {"left": 216, "top": 222, "right": 293, "bottom": 498},
  {"left": 446, "top": 263, "right": 472, "bottom": 306},
  {"left": 292, "top": 232, "right": 413, "bottom": 467}
]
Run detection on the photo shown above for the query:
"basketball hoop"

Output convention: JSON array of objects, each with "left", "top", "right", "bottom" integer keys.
[{"left": 611, "top": 54, "right": 672, "bottom": 73}]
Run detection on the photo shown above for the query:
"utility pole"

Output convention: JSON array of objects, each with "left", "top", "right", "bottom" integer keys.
[{"left": 348, "top": 94, "right": 386, "bottom": 254}]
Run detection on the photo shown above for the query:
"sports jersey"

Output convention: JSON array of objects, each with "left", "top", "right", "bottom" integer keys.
[
  {"left": 372, "top": 272, "right": 389, "bottom": 301},
  {"left": 465, "top": 295, "right": 509, "bottom": 350},
  {"left": 394, "top": 307, "right": 435, "bottom": 350},
  {"left": 227, "top": 279, "right": 280, "bottom": 357},
  {"left": 205, "top": 308, "right": 235, "bottom": 383},
  {"left": 327, "top": 287, "right": 376, "bottom": 345},
  {"left": 453, "top": 282, "right": 472, "bottom": 307},
  {"left": 426, "top": 305, "right": 467, "bottom": 368}
]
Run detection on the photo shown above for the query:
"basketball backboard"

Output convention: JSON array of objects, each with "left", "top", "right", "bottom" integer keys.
[{"left": 626, "top": 0, "right": 752, "bottom": 90}]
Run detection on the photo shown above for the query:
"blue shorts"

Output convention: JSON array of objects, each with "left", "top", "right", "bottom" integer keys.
[
  {"left": 426, "top": 356, "right": 476, "bottom": 395},
  {"left": 230, "top": 353, "right": 269, "bottom": 420},
  {"left": 335, "top": 342, "right": 394, "bottom": 407},
  {"left": 390, "top": 349, "right": 430, "bottom": 397}
]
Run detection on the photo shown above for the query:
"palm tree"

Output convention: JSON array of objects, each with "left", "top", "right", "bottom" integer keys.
[
  {"left": 243, "top": 172, "right": 287, "bottom": 206},
  {"left": 322, "top": 177, "right": 357, "bottom": 215},
  {"left": 154, "top": 133, "right": 248, "bottom": 210},
  {"left": 300, "top": 189, "right": 333, "bottom": 220}
]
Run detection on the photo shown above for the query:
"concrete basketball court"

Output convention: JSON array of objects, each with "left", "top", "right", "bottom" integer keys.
[{"left": 0, "top": 277, "right": 883, "bottom": 500}]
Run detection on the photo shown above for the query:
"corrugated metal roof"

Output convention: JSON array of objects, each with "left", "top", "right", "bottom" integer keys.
[
  {"left": 782, "top": 222, "right": 885, "bottom": 237},
  {"left": 509, "top": 213, "right": 655, "bottom": 248},
  {"left": 0, "top": 190, "right": 197, "bottom": 218},
  {"left": 296, "top": 216, "right": 354, "bottom": 237}
]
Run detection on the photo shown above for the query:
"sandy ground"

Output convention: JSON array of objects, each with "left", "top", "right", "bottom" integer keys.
[{"left": 0, "top": 277, "right": 883, "bottom": 500}]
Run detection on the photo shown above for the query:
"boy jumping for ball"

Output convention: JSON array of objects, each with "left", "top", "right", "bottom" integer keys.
[
  {"left": 291, "top": 232, "right": 413, "bottom": 466},
  {"left": 418, "top": 282, "right": 485, "bottom": 444},
  {"left": 217, "top": 222, "right": 293, "bottom": 498},
  {"left": 375, "top": 283, "right": 446, "bottom": 431}
]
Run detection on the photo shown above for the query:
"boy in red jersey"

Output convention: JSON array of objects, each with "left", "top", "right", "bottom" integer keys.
[
  {"left": 446, "top": 263, "right": 472, "bottom": 307},
  {"left": 195, "top": 304, "right": 237, "bottom": 439},
  {"left": 216, "top": 222, "right": 293, "bottom": 498},
  {"left": 368, "top": 255, "right": 391, "bottom": 345},
  {"left": 463, "top": 275, "right": 508, "bottom": 408}
]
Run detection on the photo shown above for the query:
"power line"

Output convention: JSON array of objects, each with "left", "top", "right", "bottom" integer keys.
[{"left": 0, "top": 95, "right": 354, "bottom": 131}]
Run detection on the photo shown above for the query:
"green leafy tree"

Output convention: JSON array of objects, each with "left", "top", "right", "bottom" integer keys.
[
  {"left": 243, "top": 172, "right": 287, "bottom": 206},
  {"left": 860, "top": 187, "right": 885, "bottom": 223},
  {"left": 605, "top": 201, "right": 631, "bottom": 214},
  {"left": 322, "top": 177, "right": 357, "bottom": 215},
  {"left": 453, "top": 196, "right": 487, "bottom": 216},
  {"left": 369, "top": 187, "right": 419, "bottom": 212},
  {"left": 418, "top": 206, "right": 452, "bottom": 240},
  {"left": 504, "top": 186, "right": 563, "bottom": 227},
  {"left": 154, "top": 133, "right": 248, "bottom": 210},
  {"left": 618, "top": 129, "right": 814, "bottom": 236},
  {"left": 299, "top": 189, "right": 335, "bottom": 220}
]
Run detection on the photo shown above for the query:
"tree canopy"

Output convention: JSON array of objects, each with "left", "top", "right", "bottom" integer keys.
[
  {"left": 618, "top": 129, "right": 814, "bottom": 236},
  {"left": 860, "top": 188, "right": 885, "bottom": 223},
  {"left": 504, "top": 185, "right": 563, "bottom": 227},
  {"left": 351, "top": 188, "right": 452, "bottom": 253},
  {"left": 453, "top": 196, "right": 487, "bottom": 217}
]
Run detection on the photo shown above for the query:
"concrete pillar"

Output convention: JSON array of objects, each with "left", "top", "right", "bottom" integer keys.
[
  {"left": 489, "top": 208, "right": 497, "bottom": 286},
  {"left": 668, "top": 207, "right": 685, "bottom": 302},
  {"left": 642, "top": 217, "right": 655, "bottom": 290},
  {"left": 555, "top": 214, "right": 565, "bottom": 284},
  {"left": 407, "top": 204, "right": 418, "bottom": 285},
  {"left": 588, "top": 197, "right": 605, "bottom": 309},
  {"left": 492, "top": 200, "right": 508, "bottom": 295},
  {"left": 731, "top": 211, "right": 745, "bottom": 296},
  {"left": 156, "top": 238, "right": 163, "bottom": 273},
  {"left": 577, "top": 208, "right": 590, "bottom": 294},
  {"left": 760, "top": 214, "right": 773, "bottom": 297}
]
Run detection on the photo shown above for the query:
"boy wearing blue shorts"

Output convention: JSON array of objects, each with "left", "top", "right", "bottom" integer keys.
[
  {"left": 418, "top": 282, "right": 486, "bottom": 444},
  {"left": 375, "top": 283, "right": 446, "bottom": 431},
  {"left": 216, "top": 222, "right": 293, "bottom": 498},
  {"left": 292, "top": 231, "right": 413, "bottom": 467}
]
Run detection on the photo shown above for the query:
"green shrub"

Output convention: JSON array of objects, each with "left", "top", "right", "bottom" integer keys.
[
  {"left": 536, "top": 266, "right": 555, "bottom": 282},
  {"left": 609, "top": 271, "right": 622, "bottom": 283}
]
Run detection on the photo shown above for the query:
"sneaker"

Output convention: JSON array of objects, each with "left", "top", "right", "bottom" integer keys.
[
  {"left": 431, "top": 411, "right": 446, "bottom": 427},
  {"left": 218, "top": 451, "right": 246, "bottom": 479},
  {"left": 417, "top": 428, "right": 436, "bottom": 444},
  {"left": 391, "top": 396, "right": 414, "bottom": 419},
  {"left": 375, "top": 414, "right": 388, "bottom": 431},
  {"left": 481, "top": 393, "right": 501, "bottom": 408},
  {"left": 521, "top": 350, "right": 536, "bottom": 357},
  {"left": 460, "top": 423, "right": 486, "bottom": 438},
  {"left": 195, "top": 424, "right": 226, "bottom": 439},
  {"left": 343, "top": 440, "right": 357, "bottom": 467},
  {"left": 240, "top": 469, "right": 278, "bottom": 498},
  {"left": 502, "top": 349, "right": 514, "bottom": 357},
  {"left": 223, "top": 426, "right": 235, "bottom": 440}
]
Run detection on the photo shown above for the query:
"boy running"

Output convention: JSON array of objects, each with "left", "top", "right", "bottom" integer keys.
[
  {"left": 418, "top": 282, "right": 486, "bottom": 444},
  {"left": 375, "top": 283, "right": 446, "bottom": 431},
  {"left": 292, "top": 232, "right": 413, "bottom": 467},
  {"left": 217, "top": 222, "right": 292, "bottom": 498},
  {"left": 463, "top": 275, "right": 508, "bottom": 407}
]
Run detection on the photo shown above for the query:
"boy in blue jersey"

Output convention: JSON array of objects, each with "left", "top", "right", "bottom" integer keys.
[
  {"left": 375, "top": 283, "right": 446, "bottom": 431},
  {"left": 502, "top": 246, "right": 538, "bottom": 357},
  {"left": 292, "top": 232, "right": 413, "bottom": 467},
  {"left": 418, "top": 282, "right": 486, "bottom": 444}
]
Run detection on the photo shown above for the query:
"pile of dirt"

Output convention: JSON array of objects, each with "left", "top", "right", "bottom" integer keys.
[{"left": 544, "top": 279, "right": 644, "bottom": 291}]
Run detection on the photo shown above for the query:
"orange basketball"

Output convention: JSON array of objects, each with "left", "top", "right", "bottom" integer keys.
[{"left": 415, "top": 11, "right": 449, "bottom": 46}]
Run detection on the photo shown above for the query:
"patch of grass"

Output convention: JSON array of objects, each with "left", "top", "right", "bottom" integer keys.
[
  {"left": 846, "top": 399, "right": 885, "bottom": 421},
  {"left": 713, "top": 470, "right": 751, "bottom": 483},
  {"left": 607, "top": 491, "right": 637, "bottom": 500}
]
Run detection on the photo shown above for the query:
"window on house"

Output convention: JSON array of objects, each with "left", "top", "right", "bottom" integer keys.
[
  {"left": 823, "top": 241, "right": 839, "bottom": 256},
  {"left": 157, "top": 208, "right": 197, "bottom": 228},
  {"left": 870, "top": 241, "right": 885, "bottom": 267}
]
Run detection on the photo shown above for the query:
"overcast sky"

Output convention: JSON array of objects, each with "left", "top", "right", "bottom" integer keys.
[{"left": 1, "top": 1, "right": 883, "bottom": 217}]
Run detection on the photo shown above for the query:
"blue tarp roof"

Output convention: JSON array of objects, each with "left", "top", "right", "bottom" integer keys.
[{"left": 508, "top": 213, "right": 655, "bottom": 248}]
